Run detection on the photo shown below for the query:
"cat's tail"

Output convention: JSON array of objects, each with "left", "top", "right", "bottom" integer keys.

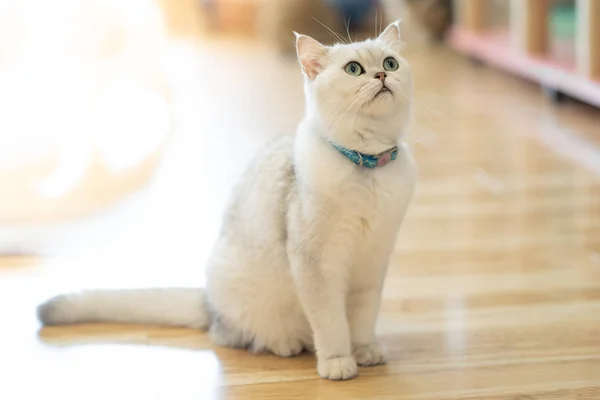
[{"left": 37, "top": 288, "right": 210, "bottom": 329}]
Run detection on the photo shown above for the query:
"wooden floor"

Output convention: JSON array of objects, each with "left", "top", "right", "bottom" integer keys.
[{"left": 2, "top": 19, "right": 600, "bottom": 400}]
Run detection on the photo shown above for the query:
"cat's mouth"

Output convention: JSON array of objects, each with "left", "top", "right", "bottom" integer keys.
[{"left": 374, "top": 86, "right": 392, "bottom": 99}]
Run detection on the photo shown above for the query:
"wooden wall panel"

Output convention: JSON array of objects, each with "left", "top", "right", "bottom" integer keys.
[
  {"left": 510, "top": 0, "right": 549, "bottom": 55},
  {"left": 577, "top": 0, "right": 600, "bottom": 78},
  {"left": 459, "top": 0, "right": 485, "bottom": 32}
]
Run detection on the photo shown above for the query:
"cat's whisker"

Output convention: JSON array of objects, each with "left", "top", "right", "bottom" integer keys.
[
  {"left": 397, "top": 90, "right": 445, "bottom": 119},
  {"left": 343, "top": 98, "right": 363, "bottom": 134},
  {"left": 329, "top": 87, "right": 373, "bottom": 140},
  {"left": 325, "top": 92, "right": 364, "bottom": 136},
  {"left": 312, "top": 17, "right": 347, "bottom": 45},
  {"left": 345, "top": 17, "right": 352, "bottom": 44},
  {"left": 414, "top": 103, "right": 445, "bottom": 119},
  {"left": 328, "top": 89, "right": 362, "bottom": 120},
  {"left": 374, "top": 10, "right": 378, "bottom": 38}
]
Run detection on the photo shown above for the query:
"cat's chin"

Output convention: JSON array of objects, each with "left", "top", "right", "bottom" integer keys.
[
  {"left": 366, "top": 90, "right": 395, "bottom": 111},
  {"left": 373, "top": 88, "right": 392, "bottom": 102},
  {"left": 375, "top": 87, "right": 392, "bottom": 97},
  {"left": 362, "top": 96, "right": 402, "bottom": 118}
]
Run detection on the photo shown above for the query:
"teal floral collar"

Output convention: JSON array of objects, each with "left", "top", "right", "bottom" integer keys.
[{"left": 329, "top": 141, "right": 399, "bottom": 168}]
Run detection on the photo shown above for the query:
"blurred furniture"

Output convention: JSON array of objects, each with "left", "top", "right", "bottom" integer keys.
[
  {"left": 325, "top": 0, "right": 380, "bottom": 30},
  {"left": 201, "top": 0, "right": 261, "bottom": 34},
  {"left": 203, "top": 0, "right": 384, "bottom": 38},
  {"left": 449, "top": 0, "right": 600, "bottom": 107}
]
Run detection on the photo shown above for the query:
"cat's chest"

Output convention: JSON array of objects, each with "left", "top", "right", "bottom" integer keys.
[
  {"left": 301, "top": 141, "right": 416, "bottom": 241},
  {"left": 334, "top": 160, "right": 409, "bottom": 212},
  {"left": 325, "top": 169, "right": 408, "bottom": 253},
  {"left": 331, "top": 153, "right": 416, "bottom": 272},
  {"left": 337, "top": 175, "right": 401, "bottom": 218}
]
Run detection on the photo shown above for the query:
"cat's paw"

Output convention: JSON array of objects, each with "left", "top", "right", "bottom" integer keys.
[
  {"left": 317, "top": 356, "right": 358, "bottom": 380},
  {"left": 353, "top": 343, "right": 387, "bottom": 366},
  {"left": 249, "top": 335, "right": 303, "bottom": 357}
]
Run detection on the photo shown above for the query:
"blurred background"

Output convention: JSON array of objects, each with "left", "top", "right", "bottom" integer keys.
[{"left": 1, "top": 0, "right": 597, "bottom": 258}]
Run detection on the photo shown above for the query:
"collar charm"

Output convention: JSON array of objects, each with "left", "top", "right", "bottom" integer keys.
[{"left": 330, "top": 141, "right": 399, "bottom": 168}]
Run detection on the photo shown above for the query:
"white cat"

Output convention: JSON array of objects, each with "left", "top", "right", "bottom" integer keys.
[{"left": 37, "top": 21, "right": 416, "bottom": 381}]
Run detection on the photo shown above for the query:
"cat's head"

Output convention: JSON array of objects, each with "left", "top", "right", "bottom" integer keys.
[{"left": 295, "top": 21, "right": 411, "bottom": 150}]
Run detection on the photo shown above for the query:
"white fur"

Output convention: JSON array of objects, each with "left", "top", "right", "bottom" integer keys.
[
  {"left": 38, "top": 288, "right": 209, "bottom": 328},
  {"left": 37, "top": 21, "right": 416, "bottom": 381}
]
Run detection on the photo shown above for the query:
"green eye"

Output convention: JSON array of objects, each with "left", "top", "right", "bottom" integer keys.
[
  {"left": 344, "top": 61, "right": 364, "bottom": 76},
  {"left": 383, "top": 57, "right": 399, "bottom": 71}
]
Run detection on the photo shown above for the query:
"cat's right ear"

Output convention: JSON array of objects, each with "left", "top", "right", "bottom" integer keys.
[{"left": 295, "top": 32, "right": 328, "bottom": 80}]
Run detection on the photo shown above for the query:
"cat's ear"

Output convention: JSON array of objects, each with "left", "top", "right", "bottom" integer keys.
[
  {"left": 295, "top": 32, "right": 328, "bottom": 80},
  {"left": 378, "top": 20, "right": 404, "bottom": 52}
]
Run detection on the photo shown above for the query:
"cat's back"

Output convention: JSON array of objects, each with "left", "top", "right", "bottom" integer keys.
[
  {"left": 240, "top": 135, "right": 295, "bottom": 193},
  {"left": 221, "top": 135, "right": 295, "bottom": 241}
]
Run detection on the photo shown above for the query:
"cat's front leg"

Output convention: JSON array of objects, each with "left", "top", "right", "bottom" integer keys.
[
  {"left": 348, "top": 286, "right": 387, "bottom": 366},
  {"left": 290, "top": 254, "right": 358, "bottom": 380}
]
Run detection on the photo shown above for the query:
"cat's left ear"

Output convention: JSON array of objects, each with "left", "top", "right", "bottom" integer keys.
[
  {"left": 295, "top": 32, "right": 329, "bottom": 80},
  {"left": 378, "top": 20, "right": 405, "bottom": 52}
]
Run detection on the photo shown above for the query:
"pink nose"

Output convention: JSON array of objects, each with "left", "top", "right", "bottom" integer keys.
[{"left": 375, "top": 72, "right": 387, "bottom": 82}]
